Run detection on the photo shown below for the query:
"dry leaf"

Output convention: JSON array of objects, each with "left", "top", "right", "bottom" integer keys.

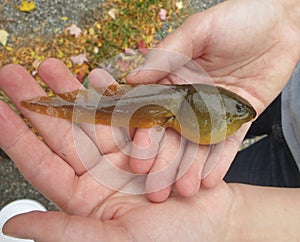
[
  {"left": 117, "top": 57, "right": 131, "bottom": 72},
  {"left": 18, "top": 0, "right": 35, "bottom": 12},
  {"left": 66, "top": 24, "right": 82, "bottom": 38},
  {"left": 88, "top": 27, "right": 95, "bottom": 35},
  {"left": 158, "top": 9, "right": 167, "bottom": 21},
  {"left": 60, "top": 16, "right": 69, "bottom": 21},
  {"left": 5, "top": 45, "right": 14, "bottom": 51},
  {"left": 137, "top": 40, "right": 148, "bottom": 55},
  {"left": 108, "top": 8, "right": 118, "bottom": 19},
  {"left": 175, "top": 1, "right": 183, "bottom": 10},
  {"left": 124, "top": 48, "right": 137, "bottom": 56},
  {"left": 93, "top": 47, "right": 99, "bottom": 54},
  {"left": 70, "top": 53, "right": 88, "bottom": 65},
  {"left": 0, "top": 29, "right": 9, "bottom": 46},
  {"left": 32, "top": 59, "right": 41, "bottom": 70}
]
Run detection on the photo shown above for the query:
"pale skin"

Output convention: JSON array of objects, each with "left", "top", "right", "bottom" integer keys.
[
  {"left": 126, "top": 0, "right": 300, "bottom": 201},
  {"left": 1, "top": 0, "right": 300, "bottom": 241}
]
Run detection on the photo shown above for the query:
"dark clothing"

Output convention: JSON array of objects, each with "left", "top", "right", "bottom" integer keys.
[{"left": 224, "top": 95, "right": 300, "bottom": 187}]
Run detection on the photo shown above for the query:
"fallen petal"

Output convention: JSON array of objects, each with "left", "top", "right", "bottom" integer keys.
[
  {"left": 70, "top": 54, "right": 88, "bottom": 65},
  {"left": 124, "top": 48, "right": 137, "bottom": 56},
  {"left": 158, "top": 9, "right": 167, "bottom": 21},
  {"left": 66, "top": 24, "right": 82, "bottom": 38}
]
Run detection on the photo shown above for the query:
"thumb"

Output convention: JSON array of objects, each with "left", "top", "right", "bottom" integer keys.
[
  {"left": 2, "top": 211, "right": 131, "bottom": 242},
  {"left": 126, "top": 12, "right": 212, "bottom": 84}
]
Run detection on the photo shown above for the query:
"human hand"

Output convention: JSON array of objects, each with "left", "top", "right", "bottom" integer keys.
[
  {"left": 126, "top": 0, "right": 300, "bottom": 200},
  {"left": 0, "top": 62, "right": 237, "bottom": 241}
]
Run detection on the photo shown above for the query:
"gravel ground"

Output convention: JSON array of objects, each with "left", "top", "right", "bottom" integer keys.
[
  {"left": 0, "top": 0, "right": 224, "bottom": 41},
  {"left": 0, "top": 150, "right": 58, "bottom": 210},
  {"left": 0, "top": 0, "right": 223, "bottom": 211},
  {"left": 0, "top": 0, "right": 105, "bottom": 38},
  {"left": 189, "top": 0, "right": 224, "bottom": 11}
]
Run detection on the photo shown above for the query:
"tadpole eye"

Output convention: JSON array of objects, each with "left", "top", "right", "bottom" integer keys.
[{"left": 236, "top": 103, "right": 245, "bottom": 114}]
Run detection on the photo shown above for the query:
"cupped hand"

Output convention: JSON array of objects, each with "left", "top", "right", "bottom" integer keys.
[
  {"left": 0, "top": 61, "right": 236, "bottom": 241},
  {"left": 126, "top": 0, "right": 300, "bottom": 200}
]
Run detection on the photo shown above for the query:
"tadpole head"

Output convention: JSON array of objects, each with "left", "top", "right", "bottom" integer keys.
[{"left": 234, "top": 101, "right": 256, "bottom": 122}]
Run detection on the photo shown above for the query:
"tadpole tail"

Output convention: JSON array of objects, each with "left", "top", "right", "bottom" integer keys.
[
  {"left": 21, "top": 94, "right": 176, "bottom": 128},
  {"left": 21, "top": 96, "right": 77, "bottom": 121},
  {"left": 21, "top": 86, "right": 183, "bottom": 127}
]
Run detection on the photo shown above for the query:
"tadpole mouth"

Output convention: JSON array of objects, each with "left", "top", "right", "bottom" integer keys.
[
  {"left": 234, "top": 104, "right": 256, "bottom": 123},
  {"left": 248, "top": 105, "right": 257, "bottom": 120}
]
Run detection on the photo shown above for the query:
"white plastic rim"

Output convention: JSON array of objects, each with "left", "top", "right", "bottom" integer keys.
[{"left": 0, "top": 199, "right": 47, "bottom": 242}]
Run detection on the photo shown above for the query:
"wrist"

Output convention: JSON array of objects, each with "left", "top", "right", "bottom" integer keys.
[
  {"left": 182, "top": 183, "right": 241, "bottom": 242},
  {"left": 227, "top": 184, "right": 300, "bottom": 241},
  {"left": 224, "top": 184, "right": 244, "bottom": 242},
  {"left": 226, "top": 184, "right": 274, "bottom": 242}
]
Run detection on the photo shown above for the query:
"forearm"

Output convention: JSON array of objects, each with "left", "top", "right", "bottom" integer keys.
[{"left": 229, "top": 184, "right": 300, "bottom": 241}]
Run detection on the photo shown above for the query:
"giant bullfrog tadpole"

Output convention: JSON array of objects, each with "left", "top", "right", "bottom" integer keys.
[{"left": 21, "top": 84, "right": 256, "bottom": 145}]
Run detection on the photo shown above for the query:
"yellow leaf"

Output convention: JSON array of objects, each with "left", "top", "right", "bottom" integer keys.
[
  {"left": 89, "top": 28, "right": 95, "bottom": 35},
  {"left": 56, "top": 50, "right": 64, "bottom": 58},
  {"left": 18, "top": 0, "right": 35, "bottom": 12},
  {"left": 94, "top": 22, "right": 101, "bottom": 30},
  {"left": 175, "top": 1, "right": 183, "bottom": 10},
  {"left": 60, "top": 16, "right": 69, "bottom": 21},
  {"left": 6, "top": 46, "right": 14, "bottom": 51},
  {"left": 0, "top": 29, "right": 9, "bottom": 46},
  {"left": 142, "top": 34, "right": 154, "bottom": 44}
]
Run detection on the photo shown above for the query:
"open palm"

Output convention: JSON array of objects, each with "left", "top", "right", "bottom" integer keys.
[
  {"left": 126, "top": 0, "right": 300, "bottom": 194},
  {"left": 1, "top": 0, "right": 300, "bottom": 240},
  {"left": 0, "top": 61, "right": 235, "bottom": 241}
]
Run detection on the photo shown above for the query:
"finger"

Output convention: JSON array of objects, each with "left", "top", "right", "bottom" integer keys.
[
  {"left": 0, "top": 62, "right": 101, "bottom": 175},
  {"left": 38, "top": 59, "right": 104, "bottom": 172},
  {"left": 126, "top": 13, "right": 211, "bottom": 84},
  {"left": 86, "top": 69, "right": 130, "bottom": 154},
  {"left": 175, "top": 142, "right": 210, "bottom": 197},
  {"left": 0, "top": 63, "right": 132, "bottom": 213},
  {"left": 37, "top": 58, "right": 82, "bottom": 92},
  {"left": 129, "top": 127, "right": 164, "bottom": 174},
  {"left": 0, "top": 106, "right": 133, "bottom": 220},
  {"left": 146, "top": 129, "right": 185, "bottom": 202},
  {"left": 37, "top": 63, "right": 146, "bottom": 198},
  {"left": 88, "top": 68, "right": 117, "bottom": 87},
  {"left": 201, "top": 124, "right": 251, "bottom": 188},
  {"left": 126, "top": 49, "right": 191, "bottom": 84},
  {"left": 0, "top": 100, "right": 122, "bottom": 215},
  {"left": 2, "top": 211, "right": 131, "bottom": 242},
  {"left": 0, "top": 101, "right": 77, "bottom": 208}
]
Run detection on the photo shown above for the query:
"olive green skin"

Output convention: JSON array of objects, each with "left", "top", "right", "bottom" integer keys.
[
  {"left": 21, "top": 84, "right": 256, "bottom": 145},
  {"left": 171, "top": 85, "right": 256, "bottom": 144}
]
